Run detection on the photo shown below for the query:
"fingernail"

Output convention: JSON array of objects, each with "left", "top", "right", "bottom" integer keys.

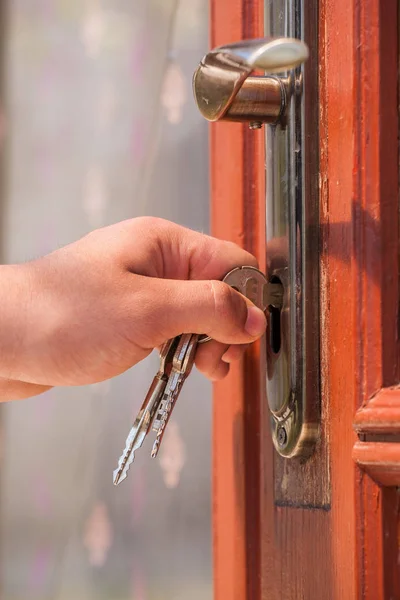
[
  {"left": 245, "top": 306, "right": 266, "bottom": 337},
  {"left": 221, "top": 349, "right": 233, "bottom": 363}
]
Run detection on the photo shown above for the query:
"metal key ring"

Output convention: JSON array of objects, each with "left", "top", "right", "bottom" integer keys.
[{"left": 197, "top": 333, "right": 212, "bottom": 344}]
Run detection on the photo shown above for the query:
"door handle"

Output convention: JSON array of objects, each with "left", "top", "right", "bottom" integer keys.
[
  {"left": 193, "top": 36, "right": 320, "bottom": 461},
  {"left": 193, "top": 37, "right": 308, "bottom": 127}
]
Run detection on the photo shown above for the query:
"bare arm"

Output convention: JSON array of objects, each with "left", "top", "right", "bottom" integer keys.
[{"left": 0, "top": 217, "right": 266, "bottom": 402}]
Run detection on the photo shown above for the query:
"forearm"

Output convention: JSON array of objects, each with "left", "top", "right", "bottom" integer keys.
[
  {"left": 0, "top": 218, "right": 266, "bottom": 400},
  {"left": 0, "top": 377, "right": 51, "bottom": 401},
  {"left": 0, "top": 264, "right": 52, "bottom": 400}
]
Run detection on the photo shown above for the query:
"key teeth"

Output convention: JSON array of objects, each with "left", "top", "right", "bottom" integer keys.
[
  {"left": 113, "top": 455, "right": 133, "bottom": 485},
  {"left": 113, "top": 333, "right": 198, "bottom": 486},
  {"left": 113, "top": 468, "right": 128, "bottom": 486},
  {"left": 151, "top": 439, "right": 160, "bottom": 458},
  {"left": 112, "top": 395, "right": 162, "bottom": 485},
  {"left": 113, "top": 439, "right": 137, "bottom": 485}
]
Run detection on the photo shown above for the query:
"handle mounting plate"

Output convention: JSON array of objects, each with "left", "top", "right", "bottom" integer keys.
[{"left": 265, "top": 0, "right": 320, "bottom": 459}]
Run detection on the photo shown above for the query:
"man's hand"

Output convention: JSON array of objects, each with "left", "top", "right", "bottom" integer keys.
[{"left": 0, "top": 217, "right": 266, "bottom": 400}]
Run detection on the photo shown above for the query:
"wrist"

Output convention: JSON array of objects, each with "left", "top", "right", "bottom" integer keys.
[{"left": 0, "top": 263, "right": 34, "bottom": 380}]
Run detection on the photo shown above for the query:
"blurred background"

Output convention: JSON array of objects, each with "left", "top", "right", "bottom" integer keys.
[{"left": 0, "top": 1, "right": 211, "bottom": 599}]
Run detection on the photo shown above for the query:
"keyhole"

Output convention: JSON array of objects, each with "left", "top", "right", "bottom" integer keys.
[{"left": 268, "top": 276, "right": 282, "bottom": 354}]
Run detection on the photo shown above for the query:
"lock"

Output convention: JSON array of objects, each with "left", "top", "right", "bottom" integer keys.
[{"left": 193, "top": 25, "right": 320, "bottom": 460}]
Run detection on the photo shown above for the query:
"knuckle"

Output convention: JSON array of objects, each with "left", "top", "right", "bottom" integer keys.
[
  {"left": 224, "top": 241, "right": 259, "bottom": 268},
  {"left": 127, "top": 216, "right": 174, "bottom": 239},
  {"left": 211, "top": 280, "right": 230, "bottom": 306},
  {"left": 150, "top": 216, "right": 179, "bottom": 234},
  {"left": 211, "top": 281, "right": 246, "bottom": 334},
  {"left": 132, "top": 216, "right": 163, "bottom": 229}
]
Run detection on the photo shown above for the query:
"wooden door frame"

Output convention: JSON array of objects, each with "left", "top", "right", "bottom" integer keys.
[
  {"left": 210, "top": 1, "right": 400, "bottom": 599},
  {"left": 210, "top": 3, "right": 265, "bottom": 599}
]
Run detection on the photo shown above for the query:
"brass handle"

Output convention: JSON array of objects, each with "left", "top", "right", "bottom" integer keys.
[{"left": 192, "top": 37, "right": 308, "bottom": 126}]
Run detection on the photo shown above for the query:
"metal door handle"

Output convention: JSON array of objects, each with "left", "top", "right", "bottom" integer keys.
[{"left": 193, "top": 37, "right": 308, "bottom": 127}]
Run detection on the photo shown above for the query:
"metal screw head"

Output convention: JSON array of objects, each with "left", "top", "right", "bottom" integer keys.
[
  {"left": 249, "top": 121, "right": 263, "bottom": 130},
  {"left": 277, "top": 426, "right": 287, "bottom": 447},
  {"left": 294, "top": 72, "right": 303, "bottom": 96}
]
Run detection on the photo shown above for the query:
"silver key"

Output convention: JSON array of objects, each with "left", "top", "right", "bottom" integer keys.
[
  {"left": 113, "top": 265, "right": 280, "bottom": 485},
  {"left": 200, "top": 266, "right": 283, "bottom": 343},
  {"left": 151, "top": 333, "right": 198, "bottom": 458},
  {"left": 223, "top": 266, "right": 283, "bottom": 310},
  {"left": 113, "top": 337, "right": 179, "bottom": 485}
]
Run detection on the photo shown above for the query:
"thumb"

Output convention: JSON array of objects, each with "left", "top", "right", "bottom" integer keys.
[{"left": 143, "top": 277, "right": 267, "bottom": 346}]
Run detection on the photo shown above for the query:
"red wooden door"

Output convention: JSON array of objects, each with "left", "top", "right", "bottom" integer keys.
[{"left": 210, "top": 1, "right": 400, "bottom": 599}]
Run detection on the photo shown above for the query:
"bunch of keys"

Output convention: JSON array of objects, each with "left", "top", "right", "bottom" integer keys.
[{"left": 113, "top": 266, "right": 283, "bottom": 486}]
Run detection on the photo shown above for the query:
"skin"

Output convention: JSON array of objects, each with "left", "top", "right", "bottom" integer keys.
[{"left": 0, "top": 217, "right": 266, "bottom": 401}]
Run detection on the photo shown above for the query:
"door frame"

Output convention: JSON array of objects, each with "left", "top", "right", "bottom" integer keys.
[
  {"left": 210, "top": 1, "right": 400, "bottom": 599},
  {"left": 210, "top": 3, "right": 265, "bottom": 599}
]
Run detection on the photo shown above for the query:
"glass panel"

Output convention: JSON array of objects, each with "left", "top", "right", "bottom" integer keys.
[{"left": 0, "top": 1, "right": 211, "bottom": 599}]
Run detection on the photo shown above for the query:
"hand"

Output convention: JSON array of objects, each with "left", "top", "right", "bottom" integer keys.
[{"left": 0, "top": 217, "right": 266, "bottom": 400}]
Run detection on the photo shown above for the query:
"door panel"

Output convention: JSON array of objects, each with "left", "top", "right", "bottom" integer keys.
[{"left": 210, "top": 1, "right": 400, "bottom": 599}]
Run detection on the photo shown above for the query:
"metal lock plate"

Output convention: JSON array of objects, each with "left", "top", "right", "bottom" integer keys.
[
  {"left": 265, "top": 0, "right": 320, "bottom": 459},
  {"left": 192, "top": 6, "right": 328, "bottom": 506}
]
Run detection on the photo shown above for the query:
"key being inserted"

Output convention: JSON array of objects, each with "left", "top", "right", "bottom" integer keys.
[
  {"left": 113, "top": 266, "right": 283, "bottom": 486},
  {"left": 199, "top": 266, "right": 283, "bottom": 343}
]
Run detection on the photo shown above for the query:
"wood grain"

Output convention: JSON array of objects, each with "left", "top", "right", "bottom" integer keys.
[
  {"left": 353, "top": 442, "right": 400, "bottom": 486},
  {"left": 354, "top": 387, "right": 400, "bottom": 435},
  {"left": 210, "top": 3, "right": 265, "bottom": 600}
]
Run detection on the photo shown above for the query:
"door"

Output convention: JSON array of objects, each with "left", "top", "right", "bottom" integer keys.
[{"left": 209, "top": 1, "right": 400, "bottom": 598}]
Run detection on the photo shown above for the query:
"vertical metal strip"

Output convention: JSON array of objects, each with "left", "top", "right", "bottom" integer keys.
[{"left": 265, "top": 0, "right": 329, "bottom": 507}]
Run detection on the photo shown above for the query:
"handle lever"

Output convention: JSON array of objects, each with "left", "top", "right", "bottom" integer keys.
[{"left": 193, "top": 37, "right": 308, "bottom": 125}]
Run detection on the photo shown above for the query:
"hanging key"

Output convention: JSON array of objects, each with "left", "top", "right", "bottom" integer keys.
[
  {"left": 113, "top": 265, "right": 283, "bottom": 486},
  {"left": 113, "top": 337, "right": 180, "bottom": 485},
  {"left": 151, "top": 333, "right": 198, "bottom": 458}
]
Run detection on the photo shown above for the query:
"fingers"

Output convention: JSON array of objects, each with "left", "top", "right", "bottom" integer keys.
[
  {"left": 221, "top": 343, "right": 250, "bottom": 363},
  {"left": 178, "top": 226, "right": 259, "bottom": 281},
  {"left": 195, "top": 341, "right": 249, "bottom": 381},
  {"left": 195, "top": 340, "right": 230, "bottom": 381},
  {"left": 134, "top": 276, "right": 267, "bottom": 349},
  {"left": 105, "top": 217, "right": 258, "bottom": 280}
]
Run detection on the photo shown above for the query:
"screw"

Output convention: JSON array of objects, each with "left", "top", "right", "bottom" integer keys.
[
  {"left": 277, "top": 426, "right": 287, "bottom": 447},
  {"left": 249, "top": 121, "right": 262, "bottom": 130},
  {"left": 295, "top": 72, "right": 303, "bottom": 96}
]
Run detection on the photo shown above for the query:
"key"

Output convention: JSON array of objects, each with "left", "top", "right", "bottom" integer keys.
[
  {"left": 199, "top": 266, "right": 283, "bottom": 343},
  {"left": 113, "top": 337, "right": 180, "bottom": 485},
  {"left": 223, "top": 266, "right": 283, "bottom": 310},
  {"left": 151, "top": 333, "right": 198, "bottom": 458},
  {"left": 113, "top": 265, "right": 281, "bottom": 485}
]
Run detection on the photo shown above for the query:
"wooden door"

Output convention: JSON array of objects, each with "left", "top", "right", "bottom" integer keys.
[{"left": 211, "top": 1, "right": 400, "bottom": 599}]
